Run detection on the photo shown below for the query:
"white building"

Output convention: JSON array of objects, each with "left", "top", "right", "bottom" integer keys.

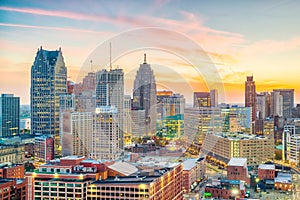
[{"left": 92, "top": 106, "right": 123, "bottom": 160}]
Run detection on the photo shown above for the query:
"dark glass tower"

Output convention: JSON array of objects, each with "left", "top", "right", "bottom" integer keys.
[
  {"left": 31, "top": 46, "right": 67, "bottom": 136},
  {"left": 133, "top": 54, "right": 157, "bottom": 135},
  {"left": 0, "top": 94, "right": 20, "bottom": 137},
  {"left": 245, "top": 76, "right": 256, "bottom": 121}
]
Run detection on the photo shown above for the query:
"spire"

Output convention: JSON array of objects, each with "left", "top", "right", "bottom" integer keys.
[{"left": 143, "top": 53, "right": 147, "bottom": 64}]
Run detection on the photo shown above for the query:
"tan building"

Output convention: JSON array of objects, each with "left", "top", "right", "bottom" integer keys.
[
  {"left": 202, "top": 133, "right": 274, "bottom": 166},
  {"left": 0, "top": 145, "right": 24, "bottom": 164}
]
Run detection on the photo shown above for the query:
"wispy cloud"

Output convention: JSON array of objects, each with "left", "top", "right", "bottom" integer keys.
[{"left": 0, "top": 23, "right": 111, "bottom": 34}]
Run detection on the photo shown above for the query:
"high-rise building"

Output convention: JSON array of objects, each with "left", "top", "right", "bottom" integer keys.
[
  {"left": 34, "top": 135, "right": 54, "bottom": 162},
  {"left": 270, "top": 90, "right": 283, "bottom": 117},
  {"left": 273, "top": 89, "right": 294, "bottom": 118},
  {"left": 210, "top": 89, "right": 218, "bottom": 107},
  {"left": 131, "top": 109, "right": 146, "bottom": 137},
  {"left": 0, "top": 94, "right": 20, "bottom": 137},
  {"left": 162, "top": 94, "right": 185, "bottom": 118},
  {"left": 193, "top": 92, "right": 211, "bottom": 107},
  {"left": 245, "top": 76, "right": 256, "bottom": 121},
  {"left": 31, "top": 47, "right": 67, "bottom": 136},
  {"left": 60, "top": 111, "right": 93, "bottom": 157},
  {"left": 92, "top": 106, "right": 122, "bottom": 160},
  {"left": 133, "top": 54, "right": 157, "bottom": 135},
  {"left": 256, "top": 92, "right": 270, "bottom": 119},
  {"left": 96, "top": 68, "right": 124, "bottom": 130}
]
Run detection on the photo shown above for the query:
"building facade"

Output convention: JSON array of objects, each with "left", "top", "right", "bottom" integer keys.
[
  {"left": 245, "top": 76, "right": 256, "bottom": 121},
  {"left": 132, "top": 54, "right": 157, "bottom": 135},
  {"left": 92, "top": 106, "right": 122, "bottom": 160},
  {"left": 31, "top": 47, "right": 67, "bottom": 136},
  {"left": 34, "top": 135, "right": 54, "bottom": 162},
  {"left": 0, "top": 94, "right": 20, "bottom": 138}
]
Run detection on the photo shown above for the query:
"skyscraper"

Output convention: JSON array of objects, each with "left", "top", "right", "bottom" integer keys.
[
  {"left": 0, "top": 94, "right": 20, "bottom": 137},
  {"left": 92, "top": 68, "right": 124, "bottom": 160},
  {"left": 273, "top": 89, "right": 294, "bottom": 118},
  {"left": 96, "top": 69, "right": 124, "bottom": 128},
  {"left": 31, "top": 46, "right": 67, "bottom": 136},
  {"left": 245, "top": 76, "right": 256, "bottom": 121},
  {"left": 210, "top": 89, "right": 218, "bottom": 107},
  {"left": 132, "top": 54, "right": 157, "bottom": 135},
  {"left": 193, "top": 92, "right": 211, "bottom": 107}
]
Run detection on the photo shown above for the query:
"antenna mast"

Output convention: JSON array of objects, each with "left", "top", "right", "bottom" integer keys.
[
  {"left": 110, "top": 42, "right": 112, "bottom": 70},
  {"left": 90, "top": 60, "right": 93, "bottom": 72}
]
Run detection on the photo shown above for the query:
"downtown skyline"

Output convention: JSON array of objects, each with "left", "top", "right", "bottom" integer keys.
[{"left": 1, "top": 0, "right": 300, "bottom": 104}]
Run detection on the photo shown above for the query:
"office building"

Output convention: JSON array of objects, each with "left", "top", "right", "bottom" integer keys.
[
  {"left": 210, "top": 89, "right": 218, "bottom": 107},
  {"left": 184, "top": 107, "right": 223, "bottom": 151},
  {"left": 92, "top": 106, "right": 122, "bottom": 160},
  {"left": 270, "top": 90, "right": 283, "bottom": 117},
  {"left": 132, "top": 54, "right": 157, "bottom": 135},
  {"left": 26, "top": 156, "right": 107, "bottom": 200},
  {"left": 0, "top": 94, "right": 20, "bottom": 137},
  {"left": 256, "top": 92, "right": 270, "bottom": 119},
  {"left": 156, "top": 114, "right": 184, "bottom": 140},
  {"left": 273, "top": 89, "right": 294, "bottom": 118},
  {"left": 162, "top": 93, "right": 185, "bottom": 118},
  {"left": 34, "top": 135, "right": 54, "bottom": 162},
  {"left": 31, "top": 47, "right": 67, "bottom": 136},
  {"left": 193, "top": 92, "right": 211, "bottom": 107},
  {"left": 0, "top": 145, "right": 24, "bottom": 164},
  {"left": 60, "top": 111, "right": 93, "bottom": 157},
  {"left": 86, "top": 163, "right": 184, "bottom": 200},
  {"left": 245, "top": 76, "right": 256, "bottom": 121},
  {"left": 131, "top": 109, "right": 146, "bottom": 137},
  {"left": 202, "top": 133, "right": 274, "bottom": 166}
]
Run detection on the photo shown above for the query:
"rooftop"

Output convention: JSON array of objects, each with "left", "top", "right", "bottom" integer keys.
[
  {"left": 258, "top": 164, "right": 275, "bottom": 170},
  {"left": 183, "top": 159, "right": 198, "bottom": 171},
  {"left": 228, "top": 158, "right": 247, "bottom": 167},
  {"left": 107, "top": 162, "right": 138, "bottom": 176}
]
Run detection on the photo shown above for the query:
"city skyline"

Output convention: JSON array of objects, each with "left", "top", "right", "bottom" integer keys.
[{"left": 1, "top": 0, "right": 300, "bottom": 104}]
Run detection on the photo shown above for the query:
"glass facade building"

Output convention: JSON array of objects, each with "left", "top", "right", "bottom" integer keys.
[
  {"left": 31, "top": 47, "right": 67, "bottom": 136},
  {"left": 0, "top": 94, "right": 20, "bottom": 137}
]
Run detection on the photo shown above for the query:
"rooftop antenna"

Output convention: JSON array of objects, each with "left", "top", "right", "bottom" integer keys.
[
  {"left": 110, "top": 42, "right": 112, "bottom": 70},
  {"left": 144, "top": 53, "right": 147, "bottom": 64},
  {"left": 90, "top": 60, "right": 93, "bottom": 72}
]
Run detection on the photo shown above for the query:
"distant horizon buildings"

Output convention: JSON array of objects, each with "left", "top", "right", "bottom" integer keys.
[
  {"left": 0, "top": 94, "right": 20, "bottom": 138},
  {"left": 30, "top": 46, "right": 67, "bottom": 136},
  {"left": 132, "top": 54, "right": 157, "bottom": 136}
]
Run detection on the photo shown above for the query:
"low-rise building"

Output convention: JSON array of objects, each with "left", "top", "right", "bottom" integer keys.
[
  {"left": 86, "top": 163, "right": 184, "bottom": 200},
  {"left": 227, "top": 158, "right": 250, "bottom": 185},
  {"left": 0, "top": 179, "right": 27, "bottom": 200},
  {"left": 203, "top": 133, "right": 274, "bottom": 166},
  {"left": 0, "top": 145, "right": 24, "bottom": 164},
  {"left": 182, "top": 157, "right": 206, "bottom": 192},
  {"left": 274, "top": 173, "right": 293, "bottom": 191},
  {"left": 205, "top": 179, "right": 246, "bottom": 199},
  {"left": 0, "top": 162, "right": 24, "bottom": 178},
  {"left": 258, "top": 164, "right": 275, "bottom": 181}
]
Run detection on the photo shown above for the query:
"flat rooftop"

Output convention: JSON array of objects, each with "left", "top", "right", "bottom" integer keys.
[
  {"left": 258, "top": 164, "right": 275, "bottom": 170},
  {"left": 93, "top": 175, "right": 159, "bottom": 185},
  {"left": 228, "top": 158, "right": 247, "bottom": 167}
]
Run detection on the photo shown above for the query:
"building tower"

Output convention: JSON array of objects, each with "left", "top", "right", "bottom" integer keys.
[
  {"left": 273, "top": 89, "right": 294, "bottom": 118},
  {"left": 93, "top": 68, "right": 124, "bottom": 160},
  {"left": 31, "top": 46, "right": 67, "bottom": 136},
  {"left": 245, "top": 76, "right": 256, "bottom": 121},
  {"left": 132, "top": 54, "right": 157, "bottom": 135},
  {"left": 0, "top": 94, "right": 20, "bottom": 137}
]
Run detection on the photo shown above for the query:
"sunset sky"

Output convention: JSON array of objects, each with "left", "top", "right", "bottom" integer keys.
[{"left": 1, "top": 0, "right": 299, "bottom": 105}]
